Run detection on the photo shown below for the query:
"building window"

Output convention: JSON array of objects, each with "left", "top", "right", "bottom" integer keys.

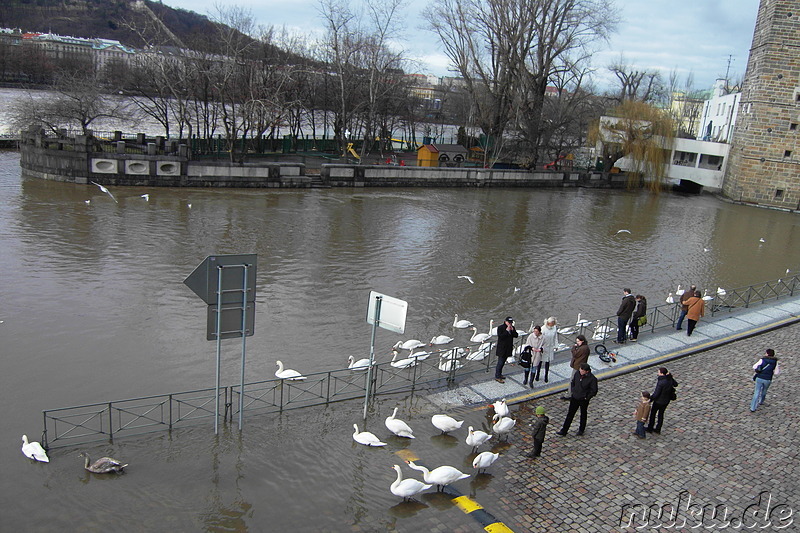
[
  {"left": 785, "top": 150, "right": 793, "bottom": 158},
  {"left": 775, "top": 189, "right": 784, "bottom": 199},
  {"left": 791, "top": 123, "right": 798, "bottom": 131}
]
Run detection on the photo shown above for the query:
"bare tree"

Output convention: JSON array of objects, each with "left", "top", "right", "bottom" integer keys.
[{"left": 608, "top": 55, "right": 663, "bottom": 103}]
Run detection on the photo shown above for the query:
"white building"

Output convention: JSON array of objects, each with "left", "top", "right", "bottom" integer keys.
[{"left": 697, "top": 78, "right": 740, "bottom": 143}]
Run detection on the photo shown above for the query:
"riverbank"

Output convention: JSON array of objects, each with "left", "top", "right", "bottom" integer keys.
[{"left": 18, "top": 128, "right": 629, "bottom": 189}]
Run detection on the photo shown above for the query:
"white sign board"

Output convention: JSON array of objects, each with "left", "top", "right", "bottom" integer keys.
[{"left": 366, "top": 291, "right": 407, "bottom": 334}]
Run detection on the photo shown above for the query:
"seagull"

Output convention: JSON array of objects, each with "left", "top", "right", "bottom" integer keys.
[
  {"left": 615, "top": 229, "right": 631, "bottom": 234},
  {"left": 759, "top": 238, "right": 766, "bottom": 243},
  {"left": 90, "top": 181, "right": 117, "bottom": 203},
  {"left": 703, "top": 247, "right": 711, "bottom": 252},
  {"left": 140, "top": 194, "right": 150, "bottom": 201},
  {"left": 513, "top": 287, "right": 521, "bottom": 292},
  {"left": 457, "top": 275, "right": 474, "bottom": 284},
  {"left": 187, "top": 203, "right": 192, "bottom": 209},
  {"left": 84, "top": 199, "right": 91, "bottom": 205}
]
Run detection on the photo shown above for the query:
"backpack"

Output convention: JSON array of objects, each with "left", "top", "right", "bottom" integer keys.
[{"left": 519, "top": 346, "right": 532, "bottom": 368}]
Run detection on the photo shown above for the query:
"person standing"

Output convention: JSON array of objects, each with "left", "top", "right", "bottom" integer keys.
[
  {"left": 556, "top": 363, "right": 598, "bottom": 436},
  {"left": 684, "top": 290, "right": 705, "bottom": 336},
  {"left": 539, "top": 317, "right": 559, "bottom": 383},
  {"left": 676, "top": 284, "right": 697, "bottom": 330},
  {"left": 522, "top": 325, "right": 544, "bottom": 386},
  {"left": 494, "top": 317, "right": 518, "bottom": 383},
  {"left": 646, "top": 367, "right": 679, "bottom": 434},
  {"left": 629, "top": 295, "right": 647, "bottom": 341},
  {"left": 525, "top": 406, "right": 549, "bottom": 458},
  {"left": 561, "top": 335, "right": 589, "bottom": 400},
  {"left": 633, "top": 391, "right": 652, "bottom": 439},
  {"left": 750, "top": 349, "right": 781, "bottom": 412},
  {"left": 616, "top": 289, "right": 636, "bottom": 343}
]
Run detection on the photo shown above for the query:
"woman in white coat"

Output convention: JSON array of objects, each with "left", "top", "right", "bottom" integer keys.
[{"left": 539, "top": 317, "right": 559, "bottom": 383}]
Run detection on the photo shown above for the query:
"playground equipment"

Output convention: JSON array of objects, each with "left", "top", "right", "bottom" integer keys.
[{"left": 344, "top": 143, "right": 360, "bottom": 160}]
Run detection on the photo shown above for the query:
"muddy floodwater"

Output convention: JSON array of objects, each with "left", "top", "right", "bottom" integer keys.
[{"left": 2, "top": 149, "right": 799, "bottom": 531}]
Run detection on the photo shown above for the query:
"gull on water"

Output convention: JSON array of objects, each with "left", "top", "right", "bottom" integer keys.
[{"left": 457, "top": 275, "right": 474, "bottom": 284}]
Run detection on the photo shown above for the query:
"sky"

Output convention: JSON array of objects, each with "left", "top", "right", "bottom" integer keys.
[{"left": 160, "top": 0, "right": 760, "bottom": 92}]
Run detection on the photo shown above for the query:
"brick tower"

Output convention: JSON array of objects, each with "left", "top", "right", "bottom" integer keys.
[{"left": 723, "top": 0, "right": 800, "bottom": 210}]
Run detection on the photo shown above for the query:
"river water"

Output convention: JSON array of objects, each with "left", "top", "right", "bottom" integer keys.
[{"left": 2, "top": 149, "right": 799, "bottom": 531}]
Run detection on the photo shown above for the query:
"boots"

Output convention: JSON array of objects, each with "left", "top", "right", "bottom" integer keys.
[
  {"left": 534, "top": 362, "right": 542, "bottom": 381},
  {"left": 523, "top": 370, "right": 530, "bottom": 385},
  {"left": 544, "top": 362, "right": 550, "bottom": 383}
]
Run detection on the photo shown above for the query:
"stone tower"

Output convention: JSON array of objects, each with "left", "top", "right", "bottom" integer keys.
[{"left": 723, "top": 0, "right": 800, "bottom": 210}]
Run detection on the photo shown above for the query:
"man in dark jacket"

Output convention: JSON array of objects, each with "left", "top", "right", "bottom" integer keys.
[
  {"left": 494, "top": 316, "right": 518, "bottom": 383},
  {"left": 646, "top": 367, "right": 679, "bottom": 433},
  {"left": 616, "top": 288, "right": 636, "bottom": 343},
  {"left": 556, "top": 363, "right": 598, "bottom": 436}
]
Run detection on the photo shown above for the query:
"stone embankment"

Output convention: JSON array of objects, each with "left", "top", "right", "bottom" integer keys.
[{"left": 19, "top": 129, "right": 628, "bottom": 189}]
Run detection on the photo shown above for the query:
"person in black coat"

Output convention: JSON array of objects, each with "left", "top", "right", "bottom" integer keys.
[
  {"left": 629, "top": 295, "right": 647, "bottom": 341},
  {"left": 494, "top": 317, "right": 518, "bottom": 383},
  {"left": 646, "top": 367, "right": 679, "bottom": 433},
  {"left": 616, "top": 288, "right": 636, "bottom": 343},
  {"left": 556, "top": 364, "right": 598, "bottom": 436}
]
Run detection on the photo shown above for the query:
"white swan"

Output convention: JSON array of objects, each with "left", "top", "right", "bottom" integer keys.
[
  {"left": 390, "top": 464, "right": 431, "bottom": 500},
  {"left": 408, "top": 348, "right": 430, "bottom": 361},
  {"left": 466, "top": 342, "right": 491, "bottom": 361},
  {"left": 385, "top": 407, "right": 415, "bottom": 438},
  {"left": 465, "top": 426, "right": 492, "bottom": 451},
  {"left": 717, "top": 287, "right": 727, "bottom": 296},
  {"left": 453, "top": 314, "right": 473, "bottom": 329},
  {"left": 406, "top": 461, "right": 470, "bottom": 490},
  {"left": 352, "top": 423, "right": 387, "bottom": 446},
  {"left": 469, "top": 326, "right": 491, "bottom": 343},
  {"left": 675, "top": 284, "right": 685, "bottom": 296},
  {"left": 492, "top": 414, "right": 516, "bottom": 441},
  {"left": 390, "top": 350, "right": 418, "bottom": 369},
  {"left": 79, "top": 452, "right": 127, "bottom": 473},
  {"left": 666, "top": 292, "right": 675, "bottom": 304},
  {"left": 430, "top": 335, "right": 454, "bottom": 345},
  {"left": 491, "top": 399, "right": 509, "bottom": 417},
  {"left": 557, "top": 325, "right": 577, "bottom": 335},
  {"left": 393, "top": 339, "right": 426, "bottom": 350},
  {"left": 275, "top": 360, "right": 306, "bottom": 380},
  {"left": 347, "top": 355, "right": 374, "bottom": 371},
  {"left": 472, "top": 451, "right": 500, "bottom": 473},
  {"left": 441, "top": 347, "right": 468, "bottom": 360},
  {"left": 21, "top": 435, "right": 49, "bottom": 463},
  {"left": 438, "top": 357, "right": 465, "bottom": 371},
  {"left": 576, "top": 313, "right": 592, "bottom": 328},
  {"left": 702, "top": 289, "right": 714, "bottom": 301},
  {"left": 431, "top": 414, "right": 464, "bottom": 434}
]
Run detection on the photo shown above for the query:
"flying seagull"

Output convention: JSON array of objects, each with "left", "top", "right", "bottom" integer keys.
[
  {"left": 457, "top": 275, "right": 474, "bottom": 284},
  {"left": 140, "top": 194, "right": 150, "bottom": 201},
  {"left": 90, "top": 181, "right": 117, "bottom": 203},
  {"left": 615, "top": 229, "right": 631, "bottom": 235}
]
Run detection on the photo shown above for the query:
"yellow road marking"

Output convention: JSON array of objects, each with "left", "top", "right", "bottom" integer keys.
[
  {"left": 394, "top": 449, "right": 418, "bottom": 462},
  {"left": 453, "top": 495, "right": 483, "bottom": 513},
  {"left": 485, "top": 523, "right": 515, "bottom": 532}
]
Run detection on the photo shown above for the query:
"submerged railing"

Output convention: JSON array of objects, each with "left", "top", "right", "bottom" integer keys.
[{"left": 41, "top": 274, "right": 798, "bottom": 449}]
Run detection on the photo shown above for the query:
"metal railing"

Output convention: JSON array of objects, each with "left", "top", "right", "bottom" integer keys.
[{"left": 41, "top": 274, "right": 799, "bottom": 449}]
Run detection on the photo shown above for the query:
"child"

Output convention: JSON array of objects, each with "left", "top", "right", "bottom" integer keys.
[
  {"left": 633, "top": 391, "right": 651, "bottom": 439},
  {"left": 525, "top": 406, "right": 549, "bottom": 458},
  {"left": 519, "top": 345, "right": 533, "bottom": 384}
]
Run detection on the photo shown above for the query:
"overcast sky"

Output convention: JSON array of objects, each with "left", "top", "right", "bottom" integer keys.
[{"left": 160, "top": 0, "right": 759, "bottom": 92}]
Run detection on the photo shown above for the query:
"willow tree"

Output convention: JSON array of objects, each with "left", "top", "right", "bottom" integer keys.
[{"left": 589, "top": 100, "right": 675, "bottom": 192}]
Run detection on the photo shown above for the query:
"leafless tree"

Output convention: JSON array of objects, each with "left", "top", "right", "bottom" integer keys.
[{"left": 608, "top": 55, "right": 663, "bottom": 103}]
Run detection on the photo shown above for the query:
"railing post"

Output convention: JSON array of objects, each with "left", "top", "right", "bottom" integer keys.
[
  {"left": 42, "top": 411, "right": 48, "bottom": 450},
  {"left": 108, "top": 402, "right": 114, "bottom": 442},
  {"left": 326, "top": 372, "right": 331, "bottom": 404},
  {"left": 745, "top": 286, "right": 752, "bottom": 308},
  {"left": 791, "top": 275, "right": 797, "bottom": 297},
  {"left": 169, "top": 394, "right": 173, "bottom": 430}
]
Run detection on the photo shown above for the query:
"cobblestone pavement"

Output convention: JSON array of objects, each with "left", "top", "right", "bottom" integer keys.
[{"left": 490, "top": 322, "right": 799, "bottom": 532}]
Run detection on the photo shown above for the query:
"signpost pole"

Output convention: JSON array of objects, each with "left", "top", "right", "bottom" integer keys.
[
  {"left": 362, "top": 295, "right": 382, "bottom": 421},
  {"left": 214, "top": 266, "right": 223, "bottom": 436},
  {"left": 238, "top": 264, "right": 249, "bottom": 430}
]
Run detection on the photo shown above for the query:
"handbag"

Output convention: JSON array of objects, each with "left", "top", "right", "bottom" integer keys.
[{"left": 637, "top": 315, "right": 647, "bottom": 327}]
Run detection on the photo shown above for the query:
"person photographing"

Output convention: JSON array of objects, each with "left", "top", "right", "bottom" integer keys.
[{"left": 494, "top": 317, "right": 518, "bottom": 383}]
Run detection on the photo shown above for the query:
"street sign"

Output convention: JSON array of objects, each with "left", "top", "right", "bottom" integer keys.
[
  {"left": 184, "top": 254, "right": 257, "bottom": 305},
  {"left": 366, "top": 291, "right": 407, "bottom": 334},
  {"left": 207, "top": 303, "right": 256, "bottom": 341}
]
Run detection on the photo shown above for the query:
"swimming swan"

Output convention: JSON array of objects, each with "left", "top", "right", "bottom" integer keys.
[
  {"left": 275, "top": 360, "right": 306, "bottom": 380},
  {"left": 453, "top": 314, "right": 473, "bottom": 329},
  {"left": 79, "top": 452, "right": 127, "bottom": 473},
  {"left": 352, "top": 424, "right": 387, "bottom": 446},
  {"left": 21, "top": 435, "right": 49, "bottom": 463}
]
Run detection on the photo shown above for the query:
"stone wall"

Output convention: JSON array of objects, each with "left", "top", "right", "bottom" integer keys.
[{"left": 724, "top": 0, "right": 800, "bottom": 210}]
